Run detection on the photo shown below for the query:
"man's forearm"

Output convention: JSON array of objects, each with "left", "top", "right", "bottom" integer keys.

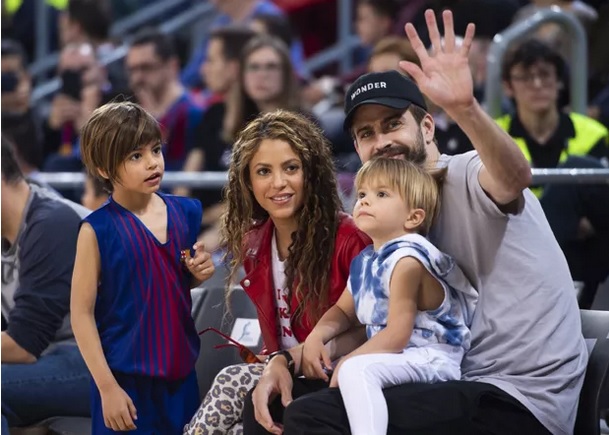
[
  {"left": 1, "top": 332, "right": 36, "bottom": 363},
  {"left": 450, "top": 101, "right": 532, "bottom": 198}
]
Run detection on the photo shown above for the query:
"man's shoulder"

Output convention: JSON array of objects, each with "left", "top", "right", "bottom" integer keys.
[{"left": 28, "top": 188, "right": 90, "bottom": 227}]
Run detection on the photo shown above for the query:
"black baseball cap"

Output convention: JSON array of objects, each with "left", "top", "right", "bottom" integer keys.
[{"left": 343, "top": 70, "right": 427, "bottom": 131}]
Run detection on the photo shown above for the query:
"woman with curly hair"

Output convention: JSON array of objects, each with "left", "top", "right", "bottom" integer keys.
[{"left": 183, "top": 110, "right": 370, "bottom": 435}]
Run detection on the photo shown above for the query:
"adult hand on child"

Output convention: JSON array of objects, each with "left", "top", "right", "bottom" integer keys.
[
  {"left": 100, "top": 384, "right": 137, "bottom": 431},
  {"left": 302, "top": 333, "right": 332, "bottom": 381},
  {"left": 186, "top": 243, "right": 215, "bottom": 283}
]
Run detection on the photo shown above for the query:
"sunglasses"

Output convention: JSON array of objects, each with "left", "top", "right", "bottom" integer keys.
[{"left": 198, "top": 327, "right": 260, "bottom": 364}]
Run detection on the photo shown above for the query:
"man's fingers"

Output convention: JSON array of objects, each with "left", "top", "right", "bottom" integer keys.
[
  {"left": 253, "top": 389, "right": 275, "bottom": 430},
  {"left": 425, "top": 9, "right": 442, "bottom": 54},
  {"left": 321, "top": 349, "right": 332, "bottom": 371},
  {"left": 398, "top": 61, "right": 425, "bottom": 84},
  {"left": 280, "top": 378, "right": 294, "bottom": 407},
  {"left": 312, "top": 359, "right": 329, "bottom": 381},
  {"left": 459, "top": 23, "right": 476, "bottom": 56},
  {"left": 404, "top": 23, "right": 428, "bottom": 62},
  {"left": 442, "top": 10, "right": 456, "bottom": 52}
]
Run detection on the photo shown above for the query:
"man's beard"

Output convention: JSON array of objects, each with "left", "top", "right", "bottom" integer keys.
[{"left": 372, "top": 129, "right": 428, "bottom": 166}]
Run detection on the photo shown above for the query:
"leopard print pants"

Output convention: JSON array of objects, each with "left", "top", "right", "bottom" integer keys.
[{"left": 183, "top": 363, "right": 264, "bottom": 435}]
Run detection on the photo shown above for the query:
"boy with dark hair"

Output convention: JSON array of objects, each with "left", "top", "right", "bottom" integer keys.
[{"left": 71, "top": 101, "right": 215, "bottom": 434}]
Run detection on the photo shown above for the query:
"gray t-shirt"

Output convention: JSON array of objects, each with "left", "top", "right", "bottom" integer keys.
[
  {"left": 1, "top": 184, "right": 90, "bottom": 356},
  {"left": 430, "top": 151, "right": 588, "bottom": 435}
]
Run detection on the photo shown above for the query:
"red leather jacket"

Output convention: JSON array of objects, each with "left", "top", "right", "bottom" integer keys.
[{"left": 240, "top": 213, "right": 371, "bottom": 354}]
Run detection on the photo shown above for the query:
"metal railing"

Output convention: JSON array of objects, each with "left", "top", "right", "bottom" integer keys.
[
  {"left": 31, "top": 2, "right": 216, "bottom": 104},
  {"left": 36, "top": 169, "right": 609, "bottom": 189},
  {"left": 30, "top": 0, "right": 359, "bottom": 104},
  {"left": 484, "top": 7, "right": 588, "bottom": 118},
  {"left": 29, "top": 0, "right": 196, "bottom": 79}
]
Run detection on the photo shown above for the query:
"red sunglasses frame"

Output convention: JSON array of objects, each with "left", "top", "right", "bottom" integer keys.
[{"left": 198, "top": 327, "right": 260, "bottom": 364}]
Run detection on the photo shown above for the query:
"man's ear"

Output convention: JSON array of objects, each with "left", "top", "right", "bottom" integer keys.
[
  {"left": 404, "top": 208, "right": 426, "bottom": 231},
  {"left": 421, "top": 113, "right": 435, "bottom": 145}
]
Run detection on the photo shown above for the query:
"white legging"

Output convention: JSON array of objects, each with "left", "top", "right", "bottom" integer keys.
[{"left": 338, "top": 347, "right": 462, "bottom": 435}]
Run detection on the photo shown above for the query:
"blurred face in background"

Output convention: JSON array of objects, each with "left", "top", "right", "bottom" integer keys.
[
  {"left": 356, "top": 3, "right": 392, "bottom": 47},
  {"left": 1, "top": 54, "right": 31, "bottom": 114},
  {"left": 202, "top": 38, "right": 239, "bottom": 95},
  {"left": 243, "top": 46, "right": 284, "bottom": 107},
  {"left": 368, "top": 52, "right": 402, "bottom": 73},
  {"left": 504, "top": 61, "right": 561, "bottom": 115},
  {"left": 126, "top": 43, "right": 175, "bottom": 100}
]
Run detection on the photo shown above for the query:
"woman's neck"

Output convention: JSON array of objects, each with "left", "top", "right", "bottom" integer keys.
[{"left": 273, "top": 218, "right": 298, "bottom": 261}]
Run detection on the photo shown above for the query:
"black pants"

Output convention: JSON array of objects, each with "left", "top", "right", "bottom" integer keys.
[{"left": 242, "top": 379, "right": 551, "bottom": 435}]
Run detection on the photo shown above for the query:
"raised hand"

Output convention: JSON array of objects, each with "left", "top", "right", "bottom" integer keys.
[{"left": 400, "top": 9, "right": 476, "bottom": 116}]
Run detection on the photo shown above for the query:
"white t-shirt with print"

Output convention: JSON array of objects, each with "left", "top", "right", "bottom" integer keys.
[{"left": 271, "top": 232, "right": 299, "bottom": 350}]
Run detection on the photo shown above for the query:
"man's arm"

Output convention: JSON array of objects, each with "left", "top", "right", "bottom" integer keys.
[
  {"left": 452, "top": 101, "right": 532, "bottom": 204},
  {"left": 401, "top": 10, "right": 531, "bottom": 205},
  {"left": 6, "top": 206, "right": 80, "bottom": 361},
  {"left": 1, "top": 332, "right": 35, "bottom": 363}
]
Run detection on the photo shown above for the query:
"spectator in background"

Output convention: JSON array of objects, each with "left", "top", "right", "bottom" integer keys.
[
  {"left": 367, "top": 36, "right": 418, "bottom": 75},
  {"left": 1, "top": 137, "right": 91, "bottom": 434},
  {"left": 302, "top": 0, "right": 400, "bottom": 117},
  {"left": 42, "top": 43, "right": 117, "bottom": 177},
  {"left": 497, "top": 38, "right": 609, "bottom": 308},
  {"left": 59, "top": 0, "right": 127, "bottom": 88},
  {"left": 181, "top": 0, "right": 305, "bottom": 88},
  {"left": 194, "top": 35, "right": 302, "bottom": 249},
  {"left": 1, "top": 39, "right": 44, "bottom": 181},
  {"left": 81, "top": 173, "right": 109, "bottom": 211},
  {"left": 176, "top": 27, "right": 256, "bottom": 199},
  {"left": 250, "top": 13, "right": 294, "bottom": 53},
  {"left": 126, "top": 29, "right": 202, "bottom": 171}
]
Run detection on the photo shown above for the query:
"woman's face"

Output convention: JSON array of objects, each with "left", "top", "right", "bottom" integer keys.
[
  {"left": 243, "top": 46, "right": 284, "bottom": 106},
  {"left": 248, "top": 138, "right": 304, "bottom": 225}
]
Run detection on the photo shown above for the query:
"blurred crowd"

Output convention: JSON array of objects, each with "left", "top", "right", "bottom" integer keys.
[{"left": 1, "top": 0, "right": 608, "bottom": 293}]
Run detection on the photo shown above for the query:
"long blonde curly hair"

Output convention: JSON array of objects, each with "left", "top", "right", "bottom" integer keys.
[{"left": 221, "top": 109, "right": 342, "bottom": 324}]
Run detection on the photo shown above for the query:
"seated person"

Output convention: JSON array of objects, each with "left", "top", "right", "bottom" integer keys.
[
  {"left": 1, "top": 137, "right": 91, "bottom": 433},
  {"left": 305, "top": 157, "right": 477, "bottom": 435},
  {"left": 126, "top": 29, "right": 202, "bottom": 172},
  {"left": 243, "top": 11, "right": 587, "bottom": 435},
  {"left": 183, "top": 110, "right": 371, "bottom": 435},
  {"left": 497, "top": 38, "right": 609, "bottom": 307}
]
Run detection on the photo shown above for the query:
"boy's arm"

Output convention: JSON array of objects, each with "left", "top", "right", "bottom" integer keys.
[
  {"left": 310, "top": 289, "right": 359, "bottom": 344},
  {"left": 345, "top": 257, "right": 419, "bottom": 357},
  {"left": 70, "top": 223, "right": 118, "bottom": 391}
]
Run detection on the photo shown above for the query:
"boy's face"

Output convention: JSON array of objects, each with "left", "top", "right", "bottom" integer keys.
[
  {"left": 353, "top": 180, "right": 414, "bottom": 245},
  {"left": 504, "top": 61, "right": 560, "bottom": 114},
  {"left": 112, "top": 141, "right": 165, "bottom": 194}
]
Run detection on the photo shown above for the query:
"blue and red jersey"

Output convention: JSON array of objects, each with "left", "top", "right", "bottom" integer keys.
[{"left": 83, "top": 193, "right": 202, "bottom": 380}]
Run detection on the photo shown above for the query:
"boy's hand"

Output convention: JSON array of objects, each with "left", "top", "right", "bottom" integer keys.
[
  {"left": 100, "top": 384, "right": 137, "bottom": 431},
  {"left": 303, "top": 333, "right": 332, "bottom": 381},
  {"left": 186, "top": 243, "right": 214, "bottom": 283}
]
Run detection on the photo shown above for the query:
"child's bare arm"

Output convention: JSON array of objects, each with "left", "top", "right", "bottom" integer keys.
[
  {"left": 346, "top": 257, "right": 420, "bottom": 357},
  {"left": 303, "top": 289, "right": 359, "bottom": 379},
  {"left": 71, "top": 223, "right": 137, "bottom": 431}
]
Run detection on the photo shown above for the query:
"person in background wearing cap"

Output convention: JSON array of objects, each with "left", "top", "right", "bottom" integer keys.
[{"left": 243, "top": 9, "right": 587, "bottom": 435}]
